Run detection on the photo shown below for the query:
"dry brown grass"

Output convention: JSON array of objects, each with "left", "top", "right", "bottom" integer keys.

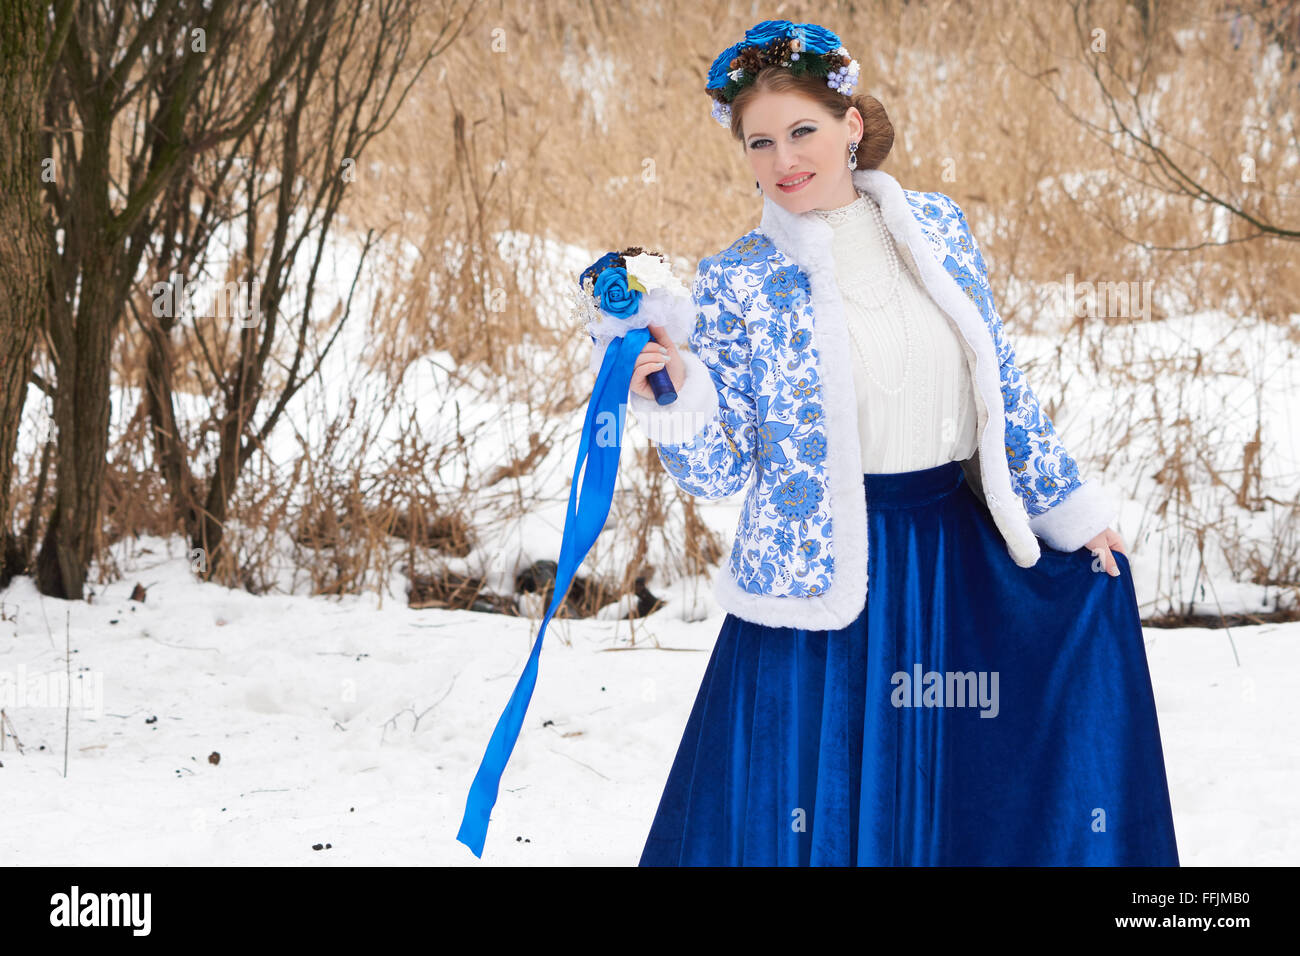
[{"left": 9, "top": 0, "right": 1298, "bottom": 627}]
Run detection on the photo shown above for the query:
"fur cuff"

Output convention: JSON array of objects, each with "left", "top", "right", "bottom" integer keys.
[
  {"left": 626, "top": 350, "right": 718, "bottom": 446},
  {"left": 1027, "top": 478, "right": 1121, "bottom": 553}
]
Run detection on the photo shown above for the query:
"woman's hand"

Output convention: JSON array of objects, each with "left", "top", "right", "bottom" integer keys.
[
  {"left": 1085, "top": 527, "right": 1127, "bottom": 577},
  {"left": 629, "top": 322, "right": 685, "bottom": 401}
]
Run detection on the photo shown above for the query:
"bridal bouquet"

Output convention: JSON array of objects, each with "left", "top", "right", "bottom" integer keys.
[{"left": 573, "top": 247, "right": 694, "bottom": 394}]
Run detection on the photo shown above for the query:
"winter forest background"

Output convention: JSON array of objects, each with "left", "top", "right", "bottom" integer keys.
[{"left": 0, "top": 0, "right": 1296, "bottom": 865}]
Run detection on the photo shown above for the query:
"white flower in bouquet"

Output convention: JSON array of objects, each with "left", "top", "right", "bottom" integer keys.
[{"left": 624, "top": 253, "right": 688, "bottom": 298}]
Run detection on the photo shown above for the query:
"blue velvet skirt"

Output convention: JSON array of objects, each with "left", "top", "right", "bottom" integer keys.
[{"left": 638, "top": 459, "right": 1179, "bottom": 866}]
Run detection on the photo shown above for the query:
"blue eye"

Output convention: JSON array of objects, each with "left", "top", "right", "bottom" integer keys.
[{"left": 749, "top": 126, "right": 815, "bottom": 149}]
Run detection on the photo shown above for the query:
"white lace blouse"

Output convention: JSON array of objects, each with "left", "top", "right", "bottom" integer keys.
[{"left": 808, "top": 190, "right": 979, "bottom": 473}]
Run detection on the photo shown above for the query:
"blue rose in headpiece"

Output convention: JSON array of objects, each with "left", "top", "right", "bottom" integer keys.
[
  {"left": 795, "top": 23, "right": 842, "bottom": 55},
  {"left": 593, "top": 267, "right": 641, "bottom": 319},
  {"left": 744, "top": 19, "right": 796, "bottom": 47},
  {"left": 579, "top": 251, "right": 622, "bottom": 289},
  {"left": 706, "top": 41, "right": 745, "bottom": 91}
]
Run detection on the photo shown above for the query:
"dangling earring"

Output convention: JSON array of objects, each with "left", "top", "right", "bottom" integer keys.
[
  {"left": 847, "top": 141, "right": 859, "bottom": 171},
  {"left": 755, "top": 179, "right": 762, "bottom": 195}
]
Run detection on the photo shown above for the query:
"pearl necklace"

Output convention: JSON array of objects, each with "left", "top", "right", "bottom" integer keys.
[{"left": 830, "top": 191, "right": 913, "bottom": 396}]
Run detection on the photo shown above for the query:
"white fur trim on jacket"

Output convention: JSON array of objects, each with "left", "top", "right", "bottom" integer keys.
[
  {"left": 625, "top": 350, "right": 718, "bottom": 447},
  {"left": 1027, "top": 478, "right": 1120, "bottom": 553}
]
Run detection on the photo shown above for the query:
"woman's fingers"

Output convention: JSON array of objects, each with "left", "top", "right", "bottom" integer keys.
[
  {"left": 640, "top": 339, "right": 669, "bottom": 370},
  {"left": 1091, "top": 545, "right": 1120, "bottom": 577},
  {"left": 647, "top": 323, "right": 679, "bottom": 356},
  {"left": 640, "top": 342, "right": 668, "bottom": 369},
  {"left": 630, "top": 344, "right": 669, "bottom": 399},
  {"left": 628, "top": 328, "right": 683, "bottom": 399}
]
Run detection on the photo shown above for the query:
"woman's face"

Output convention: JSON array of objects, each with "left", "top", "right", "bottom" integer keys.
[{"left": 741, "top": 90, "right": 863, "bottom": 214}]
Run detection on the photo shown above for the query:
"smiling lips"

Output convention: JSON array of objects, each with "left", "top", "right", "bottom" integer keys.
[{"left": 777, "top": 172, "right": 815, "bottom": 192}]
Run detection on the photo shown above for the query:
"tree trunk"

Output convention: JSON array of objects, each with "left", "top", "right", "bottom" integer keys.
[
  {"left": 35, "top": 261, "right": 116, "bottom": 600},
  {"left": 142, "top": 313, "right": 203, "bottom": 543},
  {"left": 0, "top": 2, "right": 50, "bottom": 586}
]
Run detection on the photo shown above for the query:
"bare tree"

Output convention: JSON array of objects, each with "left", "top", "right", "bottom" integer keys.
[
  {"left": 132, "top": 0, "right": 467, "bottom": 584},
  {"left": 32, "top": 0, "right": 335, "bottom": 597},
  {"left": 1017, "top": 0, "right": 1299, "bottom": 251}
]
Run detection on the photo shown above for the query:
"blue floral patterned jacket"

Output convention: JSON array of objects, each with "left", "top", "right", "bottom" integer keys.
[{"left": 627, "top": 168, "right": 1118, "bottom": 630}]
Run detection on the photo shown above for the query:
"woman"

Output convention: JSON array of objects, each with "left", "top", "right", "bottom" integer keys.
[{"left": 625, "top": 20, "right": 1179, "bottom": 866}]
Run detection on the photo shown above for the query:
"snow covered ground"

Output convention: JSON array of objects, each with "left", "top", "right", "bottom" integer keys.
[{"left": 0, "top": 532, "right": 1294, "bottom": 866}]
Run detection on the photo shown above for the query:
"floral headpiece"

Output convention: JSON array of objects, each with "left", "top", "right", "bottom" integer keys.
[
  {"left": 705, "top": 20, "right": 860, "bottom": 128},
  {"left": 571, "top": 248, "right": 693, "bottom": 376}
]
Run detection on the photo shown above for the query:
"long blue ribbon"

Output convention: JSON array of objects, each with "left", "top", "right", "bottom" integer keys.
[{"left": 456, "top": 326, "right": 649, "bottom": 858}]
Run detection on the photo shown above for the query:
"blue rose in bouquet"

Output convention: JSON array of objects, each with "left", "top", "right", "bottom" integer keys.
[{"left": 593, "top": 266, "right": 641, "bottom": 320}]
